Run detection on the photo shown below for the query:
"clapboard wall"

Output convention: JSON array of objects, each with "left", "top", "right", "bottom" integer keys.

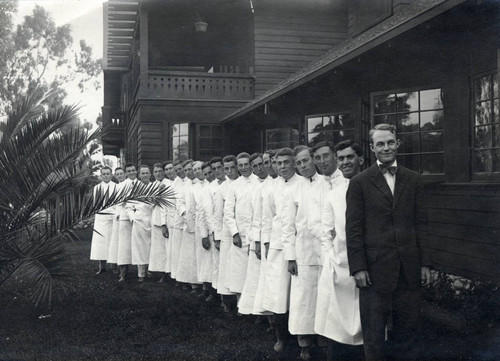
[{"left": 253, "top": 6, "right": 349, "bottom": 97}]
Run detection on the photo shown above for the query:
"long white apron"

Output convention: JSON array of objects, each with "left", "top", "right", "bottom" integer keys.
[
  {"left": 216, "top": 226, "right": 235, "bottom": 295},
  {"left": 106, "top": 217, "right": 120, "bottom": 264},
  {"left": 176, "top": 229, "right": 199, "bottom": 284},
  {"left": 262, "top": 248, "right": 290, "bottom": 314},
  {"left": 195, "top": 224, "right": 213, "bottom": 283},
  {"left": 164, "top": 225, "right": 174, "bottom": 273},
  {"left": 225, "top": 237, "right": 249, "bottom": 294},
  {"left": 288, "top": 265, "right": 320, "bottom": 335},
  {"left": 117, "top": 220, "right": 133, "bottom": 265},
  {"left": 148, "top": 225, "right": 166, "bottom": 272},
  {"left": 170, "top": 228, "right": 183, "bottom": 279},
  {"left": 130, "top": 205, "right": 152, "bottom": 265},
  {"left": 90, "top": 213, "right": 113, "bottom": 260},
  {"left": 238, "top": 245, "right": 263, "bottom": 315}
]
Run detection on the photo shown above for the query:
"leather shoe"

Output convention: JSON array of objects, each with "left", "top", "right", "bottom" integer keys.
[
  {"left": 118, "top": 276, "right": 126, "bottom": 282},
  {"left": 95, "top": 269, "right": 106, "bottom": 275},
  {"left": 274, "top": 339, "right": 285, "bottom": 352},
  {"left": 205, "top": 294, "right": 215, "bottom": 302},
  {"left": 299, "top": 347, "right": 312, "bottom": 361},
  {"left": 138, "top": 277, "right": 145, "bottom": 283}
]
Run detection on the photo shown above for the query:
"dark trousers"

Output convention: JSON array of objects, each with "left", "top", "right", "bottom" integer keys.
[{"left": 359, "top": 268, "right": 420, "bottom": 361}]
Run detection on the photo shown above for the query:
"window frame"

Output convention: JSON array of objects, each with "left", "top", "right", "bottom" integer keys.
[
  {"left": 265, "top": 127, "right": 300, "bottom": 150},
  {"left": 171, "top": 122, "right": 190, "bottom": 161},
  {"left": 305, "top": 111, "right": 357, "bottom": 147}
]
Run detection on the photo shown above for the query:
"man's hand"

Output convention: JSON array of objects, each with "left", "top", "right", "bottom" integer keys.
[
  {"left": 255, "top": 242, "right": 262, "bottom": 260},
  {"left": 233, "top": 233, "right": 242, "bottom": 248},
  {"left": 264, "top": 243, "right": 270, "bottom": 259},
  {"left": 288, "top": 260, "right": 298, "bottom": 276},
  {"left": 421, "top": 266, "right": 431, "bottom": 286},
  {"left": 353, "top": 270, "right": 371, "bottom": 288},
  {"left": 214, "top": 240, "right": 221, "bottom": 251},
  {"left": 202, "top": 237, "right": 211, "bottom": 250},
  {"left": 162, "top": 225, "right": 169, "bottom": 238},
  {"left": 116, "top": 215, "right": 120, "bottom": 221},
  {"left": 208, "top": 232, "right": 214, "bottom": 242},
  {"left": 247, "top": 245, "right": 250, "bottom": 256}
]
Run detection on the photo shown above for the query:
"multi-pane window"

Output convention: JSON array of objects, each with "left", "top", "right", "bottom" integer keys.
[
  {"left": 266, "top": 128, "right": 300, "bottom": 150},
  {"left": 473, "top": 73, "right": 499, "bottom": 175},
  {"left": 306, "top": 113, "right": 356, "bottom": 147},
  {"left": 198, "top": 125, "right": 223, "bottom": 160},
  {"left": 172, "top": 123, "right": 189, "bottom": 161},
  {"left": 372, "top": 88, "right": 444, "bottom": 175}
]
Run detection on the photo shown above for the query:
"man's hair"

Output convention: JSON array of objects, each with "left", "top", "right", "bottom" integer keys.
[
  {"left": 334, "top": 139, "right": 362, "bottom": 157},
  {"left": 153, "top": 162, "right": 163, "bottom": 169},
  {"left": 202, "top": 162, "right": 211, "bottom": 170},
  {"left": 312, "top": 141, "right": 335, "bottom": 154},
  {"left": 192, "top": 160, "right": 203, "bottom": 169},
  {"left": 369, "top": 123, "right": 397, "bottom": 144},
  {"left": 223, "top": 155, "right": 236, "bottom": 164},
  {"left": 209, "top": 157, "right": 223, "bottom": 166},
  {"left": 172, "top": 160, "right": 183, "bottom": 167},
  {"left": 125, "top": 163, "right": 137, "bottom": 170},
  {"left": 101, "top": 166, "right": 112, "bottom": 173},
  {"left": 263, "top": 149, "right": 276, "bottom": 158},
  {"left": 275, "top": 147, "right": 294, "bottom": 158},
  {"left": 236, "top": 152, "right": 251, "bottom": 161},
  {"left": 182, "top": 159, "right": 193, "bottom": 168},
  {"left": 114, "top": 167, "right": 124, "bottom": 173},
  {"left": 293, "top": 145, "right": 313, "bottom": 157},
  {"left": 162, "top": 160, "right": 173, "bottom": 168},
  {"left": 138, "top": 164, "right": 150, "bottom": 172},
  {"left": 249, "top": 152, "right": 263, "bottom": 163}
]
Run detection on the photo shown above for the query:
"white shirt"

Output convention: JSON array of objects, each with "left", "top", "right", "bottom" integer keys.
[{"left": 377, "top": 159, "right": 397, "bottom": 195}]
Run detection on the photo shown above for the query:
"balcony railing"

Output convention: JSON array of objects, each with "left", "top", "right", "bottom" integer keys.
[{"left": 147, "top": 70, "right": 254, "bottom": 101}]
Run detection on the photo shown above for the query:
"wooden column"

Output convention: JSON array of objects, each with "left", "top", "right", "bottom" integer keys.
[{"left": 139, "top": 7, "right": 149, "bottom": 98}]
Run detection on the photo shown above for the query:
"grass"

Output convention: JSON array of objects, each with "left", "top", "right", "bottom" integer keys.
[{"left": 0, "top": 228, "right": 498, "bottom": 361}]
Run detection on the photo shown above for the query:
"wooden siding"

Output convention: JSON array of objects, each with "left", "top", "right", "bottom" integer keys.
[
  {"left": 425, "top": 184, "right": 500, "bottom": 282},
  {"left": 138, "top": 122, "right": 165, "bottom": 166},
  {"left": 253, "top": 12, "right": 348, "bottom": 97}
]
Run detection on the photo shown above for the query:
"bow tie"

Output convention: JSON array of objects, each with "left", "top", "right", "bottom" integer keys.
[{"left": 379, "top": 164, "right": 397, "bottom": 175}]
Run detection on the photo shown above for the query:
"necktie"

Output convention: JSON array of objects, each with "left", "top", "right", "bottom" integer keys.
[{"left": 379, "top": 164, "right": 398, "bottom": 176}]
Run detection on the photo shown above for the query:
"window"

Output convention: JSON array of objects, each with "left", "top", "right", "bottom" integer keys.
[
  {"left": 372, "top": 88, "right": 444, "bottom": 175},
  {"left": 198, "top": 124, "right": 223, "bottom": 160},
  {"left": 266, "top": 128, "right": 300, "bottom": 149},
  {"left": 306, "top": 113, "right": 356, "bottom": 147},
  {"left": 472, "top": 73, "right": 499, "bottom": 176},
  {"left": 172, "top": 123, "right": 189, "bottom": 161}
]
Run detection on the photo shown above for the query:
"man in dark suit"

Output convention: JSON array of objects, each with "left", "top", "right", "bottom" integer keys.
[{"left": 346, "top": 123, "right": 432, "bottom": 361}]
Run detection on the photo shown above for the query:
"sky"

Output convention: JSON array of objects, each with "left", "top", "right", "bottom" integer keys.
[{"left": 16, "top": 0, "right": 106, "bottom": 124}]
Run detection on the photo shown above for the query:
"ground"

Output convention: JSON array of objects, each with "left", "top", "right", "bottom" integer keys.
[{"left": 0, "top": 229, "right": 498, "bottom": 361}]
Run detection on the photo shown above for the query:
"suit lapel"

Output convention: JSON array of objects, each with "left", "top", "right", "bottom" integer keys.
[
  {"left": 368, "top": 164, "right": 393, "bottom": 203},
  {"left": 393, "top": 166, "right": 408, "bottom": 208}
]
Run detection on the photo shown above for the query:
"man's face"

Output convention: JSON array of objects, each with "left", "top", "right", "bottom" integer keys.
[
  {"left": 164, "top": 164, "right": 176, "bottom": 180},
  {"left": 263, "top": 153, "right": 277, "bottom": 177},
  {"left": 139, "top": 167, "right": 151, "bottom": 182},
  {"left": 237, "top": 157, "right": 252, "bottom": 177},
  {"left": 203, "top": 166, "right": 215, "bottom": 182},
  {"left": 276, "top": 155, "right": 296, "bottom": 180},
  {"left": 193, "top": 163, "right": 205, "bottom": 181},
  {"left": 251, "top": 156, "right": 268, "bottom": 180},
  {"left": 295, "top": 150, "right": 316, "bottom": 179},
  {"left": 125, "top": 166, "right": 137, "bottom": 180},
  {"left": 313, "top": 146, "right": 336, "bottom": 176},
  {"left": 174, "top": 164, "right": 185, "bottom": 179},
  {"left": 224, "top": 161, "right": 239, "bottom": 180},
  {"left": 211, "top": 161, "right": 225, "bottom": 181},
  {"left": 101, "top": 169, "right": 112, "bottom": 183},
  {"left": 370, "top": 130, "right": 399, "bottom": 165},
  {"left": 153, "top": 167, "right": 164, "bottom": 181},
  {"left": 184, "top": 163, "right": 195, "bottom": 180},
  {"left": 115, "top": 169, "right": 126, "bottom": 182},
  {"left": 336, "top": 147, "right": 364, "bottom": 179},
  {"left": 271, "top": 156, "right": 278, "bottom": 175}
]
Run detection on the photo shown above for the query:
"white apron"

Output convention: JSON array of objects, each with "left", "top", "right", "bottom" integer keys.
[
  {"left": 289, "top": 265, "right": 320, "bottom": 335},
  {"left": 90, "top": 212, "right": 113, "bottom": 260},
  {"left": 262, "top": 248, "right": 290, "bottom": 314},
  {"left": 148, "top": 224, "right": 167, "bottom": 272}
]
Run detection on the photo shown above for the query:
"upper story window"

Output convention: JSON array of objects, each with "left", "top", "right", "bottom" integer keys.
[
  {"left": 306, "top": 113, "right": 356, "bottom": 147},
  {"left": 372, "top": 88, "right": 444, "bottom": 175},
  {"left": 472, "top": 72, "right": 499, "bottom": 177},
  {"left": 198, "top": 124, "right": 223, "bottom": 161},
  {"left": 172, "top": 123, "right": 189, "bottom": 161},
  {"left": 266, "top": 128, "right": 300, "bottom": 150}
]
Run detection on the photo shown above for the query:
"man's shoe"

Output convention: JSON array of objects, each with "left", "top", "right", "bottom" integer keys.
[
  {"left": 299, "top": 347, "right": 312, "bottom": 361},
  {"left": 138, "top": 277, "right": 145, "bottom": 283},
  {"left": 189, "top": 289, "right": 198, "bottom": 295},
  {"left": 273, "top": 339, "right": 286, "bottom": 352},
  {"left": 95, "top": 269, "right": 106, "bottom": 275},
  {"left": 205, "top": 294, "right": 215, "bottom": 302},
  {"left": 157, "top": 276, "right": 166, "bottom": 284},
  {"left": 222, "top": 303, "right": 230, "bottom": 313},
  {"left": 118, "top": 276, "right": 126, "bottom": 282}
]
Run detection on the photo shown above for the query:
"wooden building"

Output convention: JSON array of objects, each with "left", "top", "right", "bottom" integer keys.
[{"left": 102, "top": 0, "right": 500, "bottom": 283}]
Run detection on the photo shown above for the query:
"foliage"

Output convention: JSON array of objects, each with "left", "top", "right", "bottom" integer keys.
[
  {"left": 0, "top": 4, "right": 102, "bottom": 115},
  {"left": 0, "top": 89, "right": 174, "bottom": 307}
]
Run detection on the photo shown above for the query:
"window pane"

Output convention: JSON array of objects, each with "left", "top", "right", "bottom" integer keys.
[
  {"left": 308, "top": 117, "right": 323, "bottom": 133},
  {"left": 308, "top": 132, "right": 322, "bottom": 146},
  {"left": 494, "top": 149, "right": 500, "bottom": 172},
  {"left": 398, "top": 154, "right": 419, "bottom": 173},
  {"left": 421, "top": 153, "right": 444, "bottom": 174},
  {"left": 179, "top": 123, "right": 189, "bottom": 136},
  {"left": 212, "top": 126, "right": 222, "bottom": 138},
  {"left": 474, "top": 76, "right": 491, "bottom": 101},
  {"left": 420, "top": 89, "right": 443, "bottom": 110},
  {"left": 475, "top": 126, "right": 492, "bottom": 148},
  {"left": 212, "top": 137, "right": 222, "bottom": 149},
  {"left": 324, "top": 116, "right": 335, "bottom": 130},
  {"left": 495, "top": 100, "right": 499, "bottom": 124},
  {"left": 200, "top": 138, "right": 211, "bottom": 149},
  {"left": 399, "top": 133, "right": 419, "bottom": 154},
  {"left": 397, "top": 112, "right": 419, "bottom": 132},
  {"left": 338, "top": 113, "right": 355, "bottom": 129},
  {"left": 421, "top": 132, "right": 443, "bottom": 152},
  {"left": 172, "top": 124, "right": 180, "bottom": 136},
  {"left": 374, "top": 93, "right": 396, "bottom": 114},
  {"left": 396, "top": 92, "right": 419, "bottom": 112},
  {"left": 173, "top": 148, "right": 179, "bottom": 160},
  {"left": 475, "top": 101, "right": 492, "bottom": 126},
  {"left": 494, "top": 75, "right": 498, "bottom": 98},
  {"left": 172, "top": 136, "right": 180, "bottom": 148},
  {"left": 338, "top": 129, "right": 356, "bottom": 142},
  {"left": 199, "top": 125, "right": 211, "bottom": 137},
  {"left": 474, "top": 150, "right": 493, "bottom": 173},
  {"left": 421, "top": 110, "right": 444, "bottom": 130},
  {"left": 374, "top": 114, "right": 396, "bottom": 126},
  {"left": 179, "top": 136, "right": 189, "bottom": 153}
]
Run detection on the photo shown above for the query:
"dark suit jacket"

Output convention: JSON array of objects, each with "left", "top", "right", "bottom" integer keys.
[{"left": 346, "top": 163, "right": 430, "bottom": 293}]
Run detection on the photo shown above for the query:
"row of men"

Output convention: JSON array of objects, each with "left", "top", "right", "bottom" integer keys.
[{"left": 90, "top": 123, "right": 430, "bottom": 361}]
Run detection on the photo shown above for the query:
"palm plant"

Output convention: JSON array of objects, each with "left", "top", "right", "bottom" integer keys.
[{"left": 0, "top": 89, "right": 174, "bottom": 307}]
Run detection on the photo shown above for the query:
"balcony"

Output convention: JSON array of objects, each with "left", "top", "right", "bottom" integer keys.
[{"left": 101, "top": 108, "right": 126, "bottom": 156}]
